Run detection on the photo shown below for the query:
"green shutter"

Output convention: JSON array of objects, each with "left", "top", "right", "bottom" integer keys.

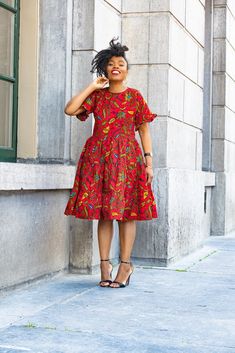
[{"left": 0, "top": 0, "right": 19, "bottom": 162}]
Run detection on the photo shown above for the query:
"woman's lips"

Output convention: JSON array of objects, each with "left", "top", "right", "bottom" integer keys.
[{"left": 111, "top": 70, "right": 120, "bottom": 75}]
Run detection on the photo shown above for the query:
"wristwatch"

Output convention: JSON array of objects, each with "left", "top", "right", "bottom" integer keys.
[{"left": 144, "top": 152, "right": 153, "bottom": 157}]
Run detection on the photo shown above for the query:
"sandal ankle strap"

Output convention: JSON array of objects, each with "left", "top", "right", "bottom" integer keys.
[
  {"left": 121, "top": 260, "right": 131, "bottom": 264},
  {"left": 100, "top": 259, "right": 110, "bottom": 261}
]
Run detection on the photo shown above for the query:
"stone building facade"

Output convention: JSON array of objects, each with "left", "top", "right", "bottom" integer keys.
[{"left": 0, "top": 0, "right": 234, "bottom": 289}]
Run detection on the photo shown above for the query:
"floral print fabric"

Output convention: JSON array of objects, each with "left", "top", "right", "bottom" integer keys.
[{"left": 64, "top": 87, "right": 158, "bottom": 221}]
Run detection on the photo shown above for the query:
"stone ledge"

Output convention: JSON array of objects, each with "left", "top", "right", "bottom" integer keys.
[
  {"left": 0, "top": 164, "right": 216, "bottom": 191},
  {"left": 0, "top": 163, "right": 76, "bottom": 191},
  {"left": 165, "top": 168, "right": 216, "bottom": 187},
  {"left": 203, "top": 171, "right": 216, "bottom": 186}
]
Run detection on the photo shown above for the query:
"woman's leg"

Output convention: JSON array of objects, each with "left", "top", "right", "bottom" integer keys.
[
  {"left": 109, "top": 220, "right": 136, "bottom": 287},
  {"left": 98, "top": 219, "right": 114, "bottom": 286}
]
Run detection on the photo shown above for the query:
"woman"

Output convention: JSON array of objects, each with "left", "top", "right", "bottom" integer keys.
[{"left": 64, "top": 37, "right": 158, "bottom": 288}]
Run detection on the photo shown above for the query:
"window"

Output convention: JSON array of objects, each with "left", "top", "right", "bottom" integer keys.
[{"left": 0, "top": 0, "right": 19, "bottom": 162}]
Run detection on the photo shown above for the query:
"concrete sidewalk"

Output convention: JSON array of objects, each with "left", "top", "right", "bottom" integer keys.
[{"left": 0, "top": 235, "right": 235, "bottom": 353}]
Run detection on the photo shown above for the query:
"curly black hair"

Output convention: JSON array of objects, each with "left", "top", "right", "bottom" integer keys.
[{"left": 90, "top": 36, "right": 129, "bottom": 77}]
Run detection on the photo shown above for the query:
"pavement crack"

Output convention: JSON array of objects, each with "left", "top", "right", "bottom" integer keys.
[
  {"left": 168, "top": 249, "right": 218, "bottom": 272},
  {"left": 61, "top": 286, "right": 97, "bottom": 304}
]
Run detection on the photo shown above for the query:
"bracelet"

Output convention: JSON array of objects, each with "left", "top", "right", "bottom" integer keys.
[{"left": 144, "top": 152, "right": 153, "bottom": 157}]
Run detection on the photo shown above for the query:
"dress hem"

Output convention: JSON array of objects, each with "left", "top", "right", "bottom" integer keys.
[{"left": 64, "top": 213, "right": 158, "bottom": 222}]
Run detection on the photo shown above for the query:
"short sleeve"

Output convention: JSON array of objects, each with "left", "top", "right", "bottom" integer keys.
[
  {"left": 76, "top": 90, "right": 97, "bottom": 121},
  {"left": 134, "top": 91, "right": 158, "bottom": 131}
]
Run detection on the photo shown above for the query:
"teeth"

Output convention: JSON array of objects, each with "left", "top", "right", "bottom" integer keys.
[{"left": 112, "top": 71, "right": 120, "bottom": 74}]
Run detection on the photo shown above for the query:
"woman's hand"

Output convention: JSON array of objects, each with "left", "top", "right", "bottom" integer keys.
[
  {"left": 64, "top": 77, "right": 109, "bottom": 115},
  {"left": 145, "top": 165, "right": 153, "bottom": 184},
  {"left": 91, "top": 76, "right": 109, "bottom": 90}
]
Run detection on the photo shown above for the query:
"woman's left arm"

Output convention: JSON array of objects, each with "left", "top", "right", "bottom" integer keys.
[{"left": 138, "top": 123, "right": 153, "bottom": 185}]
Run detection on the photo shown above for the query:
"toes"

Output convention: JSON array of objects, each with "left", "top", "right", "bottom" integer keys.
[
  {"left": 99, "top": 281, "right": 111, "bottom": 287},
  {"left": 110, "top": 283, "right": 119, "bottom": 288}
]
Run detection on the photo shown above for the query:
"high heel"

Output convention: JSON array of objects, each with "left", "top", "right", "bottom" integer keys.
[
  {"left": 109, "top": 260, "right": 134, "bottom": 288},
  {"left": 99, "top": 259, "right": 113, "bottom": 287}
]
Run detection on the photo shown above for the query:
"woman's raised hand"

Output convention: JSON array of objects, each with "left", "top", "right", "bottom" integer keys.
[
  {"left": 64, "top": 76, "right": 109, "bottom": 115},
  {"left": 91, "top": 76, "right": 109, "bottom": 90}
]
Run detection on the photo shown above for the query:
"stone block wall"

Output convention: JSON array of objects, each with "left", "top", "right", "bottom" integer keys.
[
  {"left": 0, "top": 163, "right": 74, "bottom": 289},
  {"left": 122, "top": 0, "right": 215, "bottom": 265}
]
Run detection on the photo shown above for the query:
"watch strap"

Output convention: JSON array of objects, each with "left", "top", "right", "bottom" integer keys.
[{"left": 144, "top": 152, "right": 153, "bottom": 157}]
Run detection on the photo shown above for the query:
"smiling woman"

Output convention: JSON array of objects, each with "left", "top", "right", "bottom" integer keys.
[{"left": 64, "top": 37, "right": 158, "bottom": 289}]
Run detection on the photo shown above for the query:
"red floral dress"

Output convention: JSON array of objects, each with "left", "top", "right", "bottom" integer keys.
[{"left": 64, "top": 87, "right": 158, "bottom": 222}]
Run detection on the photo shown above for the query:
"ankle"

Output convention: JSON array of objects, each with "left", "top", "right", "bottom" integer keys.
[
  {"left": 120, "top": 260, "right": 132, "bottom": 268},
  {"left": 100, "top": 259, "right": 112, "bottom": 268},
  {"left": 120, "top": 258, "right": 131, "bottom": 263}
]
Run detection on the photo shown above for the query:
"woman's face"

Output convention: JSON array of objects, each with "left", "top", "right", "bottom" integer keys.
[{"left": 105, "top": 56, "right": 128, "bottom": 82}]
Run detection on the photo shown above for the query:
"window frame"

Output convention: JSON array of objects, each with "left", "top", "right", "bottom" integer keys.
[{"left": 0, "top": 0, "right": 20, "bottom": 162}]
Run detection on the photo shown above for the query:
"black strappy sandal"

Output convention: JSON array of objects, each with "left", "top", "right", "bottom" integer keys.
[
  {"left": 99, "top": 259, "right": 113, "bottom": 287},
  {"left": 109, "top": 260, "right": 134, "bottom": 288}
]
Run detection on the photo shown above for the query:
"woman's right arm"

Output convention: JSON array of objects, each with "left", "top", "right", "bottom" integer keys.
[{"left": 64, "top": 77, "right": 109, "bottom": 116}]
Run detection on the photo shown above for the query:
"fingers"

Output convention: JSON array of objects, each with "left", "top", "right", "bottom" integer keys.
[
  {"left": 146, "top": 171, "right": 153, "bottom": 184},
  {"left": 95, "top": 77, "right": 109, "bottom": 89},
  {"left": 97, "top": 76, "right": 109, "bottom": 84}
]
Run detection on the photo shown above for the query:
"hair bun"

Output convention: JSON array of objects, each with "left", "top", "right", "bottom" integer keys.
[
  {"left": 122, "top": 45, "right": 129, "bottom": 52},
  {"left": 109, "top": 37, "right": 128, "bottom": 54}
]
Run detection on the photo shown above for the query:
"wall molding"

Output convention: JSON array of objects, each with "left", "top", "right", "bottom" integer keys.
[{"left": 0, "top": 163, "right": 75, "bottom": 190}]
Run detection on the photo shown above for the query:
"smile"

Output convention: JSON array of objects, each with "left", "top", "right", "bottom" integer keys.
[{"left": 111, "top": 70, "right": 121, "bottom": 75}]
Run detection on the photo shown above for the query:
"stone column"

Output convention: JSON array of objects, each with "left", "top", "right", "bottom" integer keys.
[
  {"left": 37, "top": 0, "right": 67, "bottom": 161},
  {"left": 122, "top": 0, "right": 215, "bottom": 265},
  {"left": 211, "top": 0, "right": 235, "bottom": 235}
]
